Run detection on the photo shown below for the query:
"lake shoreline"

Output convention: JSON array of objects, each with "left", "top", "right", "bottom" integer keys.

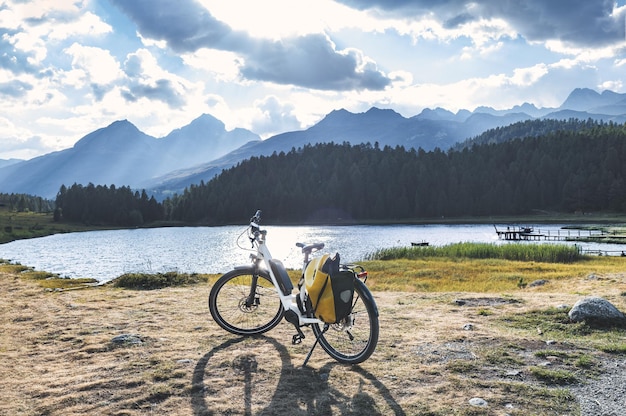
[
  {"left": 4, "top": 210, "right": 626, "bottom": 245},
  {"left": 3, "top": 223, "right": 626, "bottom": 283}
]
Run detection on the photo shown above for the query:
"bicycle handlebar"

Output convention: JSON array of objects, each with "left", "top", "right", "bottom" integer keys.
[
  {"left": 250, "top": 210, "right": 262, "bottom": 226},
  {"left": 248, "top": 211, "right": 325, "bottom": 257}
]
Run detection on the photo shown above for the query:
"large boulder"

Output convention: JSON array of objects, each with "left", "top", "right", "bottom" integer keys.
[{"left": 568, "top": 297, "right": 625, "bottom": 326}]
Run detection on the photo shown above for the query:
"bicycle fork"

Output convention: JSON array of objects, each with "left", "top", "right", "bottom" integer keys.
[{"left": 244, "top": 273, "right": 261, "bottom": 309}]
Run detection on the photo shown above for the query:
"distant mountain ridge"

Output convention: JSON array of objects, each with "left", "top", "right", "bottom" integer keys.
[
  {"left": 146, "top": 88, "right": 626, "bottom": 195},
  {"left": 0, "top": 114, "right": 259, "bottom": 199},
  {"left": 1, "top": 88, "right": 625, "bottom": 199}
]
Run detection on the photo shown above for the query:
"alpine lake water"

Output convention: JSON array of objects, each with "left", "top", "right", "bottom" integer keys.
[{"left": 1, "top": 224, "right": 624, "bottom": 283}]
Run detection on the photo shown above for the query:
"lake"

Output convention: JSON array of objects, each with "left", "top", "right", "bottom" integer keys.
[{"left": 1, "top": 224, "right": 624, "bottom": 283}]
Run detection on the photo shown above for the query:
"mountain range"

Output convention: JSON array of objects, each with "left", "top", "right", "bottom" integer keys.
[{"left": 2, "top": 87, "right": 626, "bottom": 200}]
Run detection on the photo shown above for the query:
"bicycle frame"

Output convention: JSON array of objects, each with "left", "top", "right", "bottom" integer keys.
[{"left": 245, "top": 215, "right": 323, "bottom": 327}]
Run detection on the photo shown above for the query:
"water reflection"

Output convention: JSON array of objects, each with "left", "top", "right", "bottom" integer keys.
[{"left": 0, "top": 224, "right": 624, "bottom": 283}]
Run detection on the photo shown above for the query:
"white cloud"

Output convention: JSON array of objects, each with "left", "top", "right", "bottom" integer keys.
[
  {"left": 181, "top": 49, "right": 241, "bottom": 82},
  {"left": 510, "top": 64, "right": 549, "bottom": 87},
  {"left": 13, "top": 0, "right": 84, "bottom": 19},
  {"left": 48, "top": 12, "right": 113, "bottom": 40},
  {"left": 4, "top": 29, "right": 49, "bottom": 66},
  {"left": 137, "top": 32, "right": 168, "bottom": 49},
  {"left": 0, "top": 1, "right": 111, "bottom": 70},
  {"left": 599, "top": 80, "right": 623, "bottom": 91},
  {"left": 64, "top": 43, "right": 122, "bottom": 86},
  {"left": 1, "top": 0, "right": 626, "bottom": 163},
  {"left": 545, "top": 40, "right": 624, "bottom": 61},
  {"left": 198, "top": 0, "right": 351, "bottom": 38},
  {"left": 247, "top": 95, "right": 301, "bottom": 137},
  {"left": 0, "top": 116, "right": 59, "bottom": 159}
]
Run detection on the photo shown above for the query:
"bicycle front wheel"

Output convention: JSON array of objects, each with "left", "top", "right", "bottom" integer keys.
[
  {"left": 209, "top": 267, "right": 283, "bottom": 336},
  {"left": 313, "top": 279, "right": 379, "bottom": 364}
]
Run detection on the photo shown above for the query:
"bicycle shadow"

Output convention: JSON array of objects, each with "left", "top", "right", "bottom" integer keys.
[{"left": 191, "top": 335, "right": 405, "bottom": 416}]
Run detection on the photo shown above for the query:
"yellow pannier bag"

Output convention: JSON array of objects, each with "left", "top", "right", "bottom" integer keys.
[{"left": 304, "top": 253, "right": 355, "bottom": 323}]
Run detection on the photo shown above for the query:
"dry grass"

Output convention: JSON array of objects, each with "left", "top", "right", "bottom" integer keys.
[
  {"left": 363, "top": 256, "right": 626, "bottom": 293},
  {"left": 2, "top": 264, "right": 626, "bottom": 415}
]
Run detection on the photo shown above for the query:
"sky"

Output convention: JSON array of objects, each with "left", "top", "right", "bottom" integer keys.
[{"left": 1, "top": 0, "right": 626, "bottom": 160}]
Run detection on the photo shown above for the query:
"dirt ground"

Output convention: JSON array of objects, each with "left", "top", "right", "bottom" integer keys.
[{"left": 1, "top": 271, "right": 625, "bottom": 415}]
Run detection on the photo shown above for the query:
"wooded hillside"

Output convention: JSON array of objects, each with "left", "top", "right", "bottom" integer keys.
[
  {"left": 162, "top": 121, "right": 626, "bottom": 223},
  {"left": 54, "top": 120, "right": 626, "bottom": 225}
]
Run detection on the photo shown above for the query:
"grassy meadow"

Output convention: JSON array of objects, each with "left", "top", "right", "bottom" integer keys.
[
  {"left": 2, "top": 242, "right": 626, "bottom": 415},
  {"left": 0, "top": 209, "right": 106, "bottom": 244}
]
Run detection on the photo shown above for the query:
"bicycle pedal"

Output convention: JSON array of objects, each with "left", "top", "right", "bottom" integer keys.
[{"left": 292, "top": 333, "right": 305, "bottom": 345}]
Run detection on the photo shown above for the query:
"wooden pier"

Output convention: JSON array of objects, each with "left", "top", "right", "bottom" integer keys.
[
  {"left": 492, "top": 225, "right": 626, "bottom": 256},
  {"left": 493, "top": 225, "right": 599, "bottom": 242}
]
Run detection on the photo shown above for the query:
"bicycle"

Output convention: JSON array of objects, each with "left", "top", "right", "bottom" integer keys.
[{"left": 208, "top": 210, "right": 379, "bottom": 365}]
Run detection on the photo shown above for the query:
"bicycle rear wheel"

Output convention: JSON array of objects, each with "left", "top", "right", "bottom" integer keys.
[
  {"left": 209, "top": 267, "right": 283, "bottom": 336},
  {"left": 312, "top": 279, "right": 379, "bottom": 364}
]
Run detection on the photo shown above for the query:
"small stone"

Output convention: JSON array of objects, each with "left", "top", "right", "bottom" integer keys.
[
  {"left": 545, "top": 340, "right": 557, "bottom": 345},
  {"left": 463, "top": 323, "right": 474, "bottom": 331},
  {"left": 556, "top": 304, "right": 569, "bottom": 310},
  {"left": 529, "top": 279, "right": 548, "bottom": 287},
  {"left": 469, "top": 397, "right": 488, "bottom": 407},
  {"left": 177, "top": 359, "right": 193, "bottom": 365}
]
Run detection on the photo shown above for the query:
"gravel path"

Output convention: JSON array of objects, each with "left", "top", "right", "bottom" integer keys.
[{"left": 572, "top": 356, "right": 626, "bottom": 416}]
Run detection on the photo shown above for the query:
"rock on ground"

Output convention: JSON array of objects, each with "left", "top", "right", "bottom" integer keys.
[{"left": 568, "top": 296, "right": 625, "bottom": 325}]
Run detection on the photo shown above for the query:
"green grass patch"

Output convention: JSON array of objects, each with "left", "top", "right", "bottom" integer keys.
[
  {"left": 574, "top": 354, "right": 596, "bottom": 369},
  {"left": 534, "top": 350, "right": 598, "bottom": 370},
  {"left": 500, "top": 307, "right": 593, "bottom": 338},
  {"left": 480, "top": 346, "right": 525, "bottom": 366},
  {"left": 598, "top": 344, "right": 626, "bottom": 355},
  {"left": 500, "top": 307, "right": 626, "bottom": 360},
  {"left": 110, "top": 271, "right": 210, "bottom": 290},
  {"left": 0, "top": 263, "right": 32, "bottom": 274},
  {"left": 444, "top": 359, "right": 478, "bottom": 374},
  {"left": 0, "top": 260, "right": 98, "bottom": 289},
  {"left": 366, "top": 242, "right": 584, "bottom": 263},
  {"left": 0, "top": 209, "right": 96, "bottom": 244},
  {"left": 443, "top": 378, "right": 577, "bottom": 415},
  {"left": 529, "top": 367, "right": 578, "bottom": 385}
]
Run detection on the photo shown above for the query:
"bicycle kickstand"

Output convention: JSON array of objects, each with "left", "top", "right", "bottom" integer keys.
[{"left": 303, "top": 325, "right": 328, "bottom": 367}]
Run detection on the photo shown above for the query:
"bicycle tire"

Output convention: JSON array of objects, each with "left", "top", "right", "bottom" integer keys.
[
  {"left": 209, "top": 267, "right": 283, "bottom": 336},
  {"left": 312, "top": 278, "right": 379, "bottom": 364}
]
